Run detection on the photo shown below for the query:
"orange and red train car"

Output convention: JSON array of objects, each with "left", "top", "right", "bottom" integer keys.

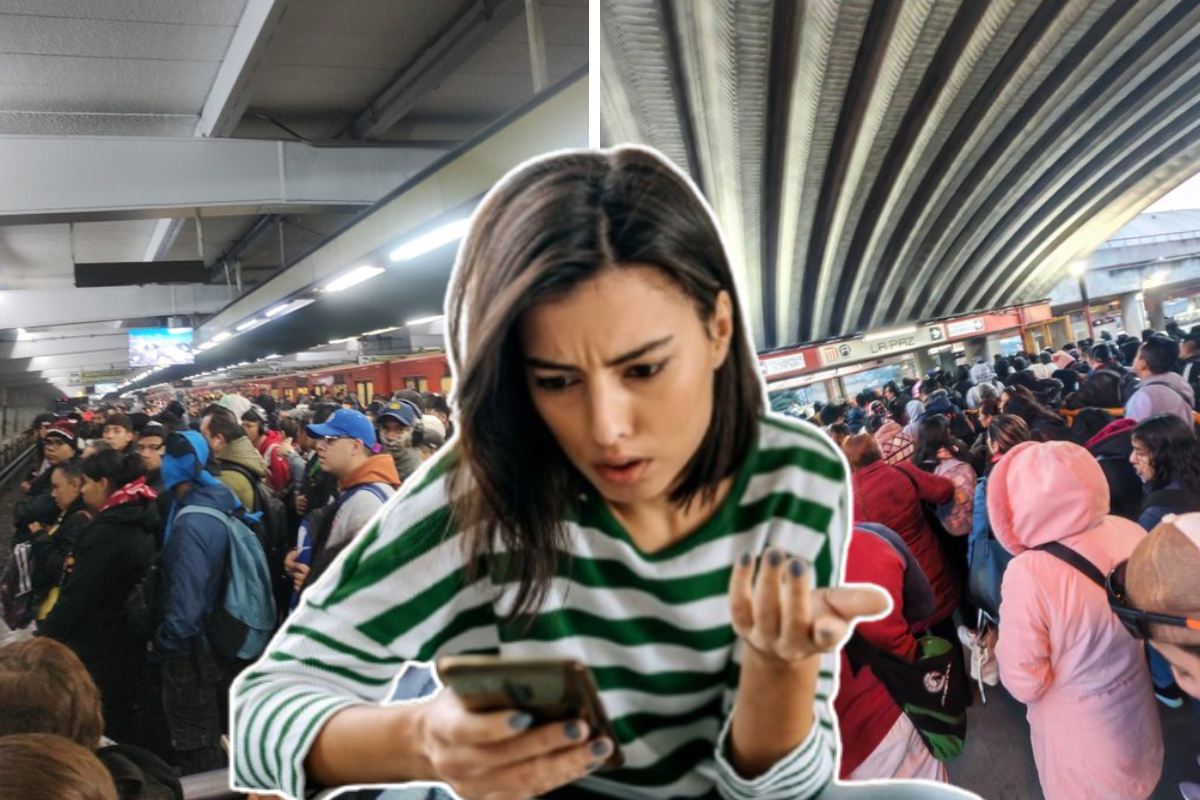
[{"left": 222, "top": 352, "right": 453, "bottom": 405}]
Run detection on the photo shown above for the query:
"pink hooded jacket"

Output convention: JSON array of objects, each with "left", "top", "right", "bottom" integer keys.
[{"left": 988, "top": 441, "right": 1163, "bottom": 800}]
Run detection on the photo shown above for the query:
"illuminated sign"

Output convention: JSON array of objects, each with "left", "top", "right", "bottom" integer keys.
[
  {"left": 760, "top": 352, "right": 807, "bottom": 376},
  {"left": 817, "top": 324, "right": 947, "bottom": 366},
  {"left": 947, "top": 317, "right": 986, "bottom": 337}
]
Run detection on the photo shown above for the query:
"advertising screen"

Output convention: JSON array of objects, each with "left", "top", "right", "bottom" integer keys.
[
  {"left": 128, "top": 328, "right": 194, "bottom": 367},
  {"left": 93, "top": 382, "right": 120, "bottom": 396}
]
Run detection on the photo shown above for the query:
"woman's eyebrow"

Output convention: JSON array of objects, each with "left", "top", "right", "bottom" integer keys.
[{"left": 525, "top": 336, "right": 674, "bottom": 371}]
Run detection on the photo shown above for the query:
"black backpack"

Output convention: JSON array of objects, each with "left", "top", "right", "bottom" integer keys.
[
  {"left": 1096, "top": 367, "right": 1141, "bottom": 404},
  {"left": 217, "top": 462, "right": 291, "bottom": 625}
]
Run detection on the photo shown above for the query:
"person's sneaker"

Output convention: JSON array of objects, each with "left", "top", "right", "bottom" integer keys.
[
  {"left": 1179, "top": 781, "right": 1200, "bottom": 800},
  {"left": 1156, "top": 682, "right": 1186, "bottom": 709}
]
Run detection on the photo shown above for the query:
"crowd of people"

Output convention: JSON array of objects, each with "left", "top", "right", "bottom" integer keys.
[
  {"left": 809, "top": 325, "right": 1200, "bottom": 799},
  {"left": 0, "top": 386, "right": 455, "bottom": 793}
]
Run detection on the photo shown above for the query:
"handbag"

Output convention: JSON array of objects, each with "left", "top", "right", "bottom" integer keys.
[
  {"left": 845, "top": 633, "right": 969, "bottom": 761},
  {"left": 965, "top": 476, "right": 1013, "bottom": 623}
]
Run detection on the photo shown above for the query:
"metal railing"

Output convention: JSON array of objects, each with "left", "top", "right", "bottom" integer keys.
[
  {"left": 1097, "top": 227, "right": 1200, "bottom": 250},
  {"left": 0, "top": 441, "right": 34, "bottom": 490},
  {"left": 181, "top": 769, "right": 238, "bottom": 799}
]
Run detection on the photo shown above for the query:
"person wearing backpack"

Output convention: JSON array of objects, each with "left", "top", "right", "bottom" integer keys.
[
  {"left": 988, "top": 440, "right": 1162, "bottom": 800},
  {"left": 240, "top": 405, "right": 292, "bottom": 494},
  {"left": 148, "top": 430, "right": 267, "bottom": 776},
  {"left": 1065, "top": 342, "right": 1138, "bottom": 410},
  {"left": 1126, "top": 335, "right": 1195, "bottom": 426},
  {"left": 198, "top": 405, "right": 267, "bottom": 513},
  {"left": 284, "top": 409, "right": 399, "bottom": 597}
]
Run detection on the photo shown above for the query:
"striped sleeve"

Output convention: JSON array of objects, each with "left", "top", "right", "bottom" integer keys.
[
  {"left": 230, "top": 462, "right": 497, "bottom": 799},
  {"left": 713, "top": 415, "right": 848, "bottom": 800}
]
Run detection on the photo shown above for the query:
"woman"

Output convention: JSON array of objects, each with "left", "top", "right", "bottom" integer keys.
[
  {"left": 1130, "top": 414, "right": 1200, "bottom": 530},
  {"left": 1128, "top": 414, "right": 1200, "bottom": 708},
  {"left": 231, "top": 149, "right": 968, "bottom": 800},
  {"left": 843, "top": 433, "right": 958, "bottom": 632},
  {"left": 39, "top": 449, "right": 157, "bottom": 746},
  {"left": 0, "top": 734, "right": 118, "bottom": 800},
  {"left": 1080, "top": 414, "right": 1142, "bottom": 523},
  {"left": 911, "top": 416, "right": 974, "bottom": 538},
  {"left": 990, "top": 441, "right": 1163, "bottom": 800},
  {"left": 835, "top": 524, "right": 946, "bottom": 783},
  {"left": 1001, "top": 394, "right": 1070, "bottom": 442},
  {"left": 967, "top": 397, "right": 1001, "bottom": 469}
]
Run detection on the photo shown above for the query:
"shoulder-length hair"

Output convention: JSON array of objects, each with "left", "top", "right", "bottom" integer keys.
[
  {"left": 1132, "top": 414, "right": 1200, "bottom": 493},
  {"left": 446, "top": 147, "right": 763, "bottom": 620},
  {"left": 912, "top": 415, "right": 958, "bottom": 470}
]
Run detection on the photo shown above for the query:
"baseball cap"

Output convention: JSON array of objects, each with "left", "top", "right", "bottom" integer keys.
[
  {"left": 1125, "top": 514, "right": 1200, "bottom": 646},
  {"left": 306, "top": 408, "right": 377, "bottom": 449},
  {"left": 377, "top": 400, "right": 419, "bottom": 427}
]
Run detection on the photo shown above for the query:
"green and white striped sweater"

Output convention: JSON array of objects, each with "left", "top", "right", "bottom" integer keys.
[{"left": 232, "top": 413, "right": 849, "bottom": 800}]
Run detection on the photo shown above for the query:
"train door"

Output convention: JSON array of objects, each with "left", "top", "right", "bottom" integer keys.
[{"left": 358, "top": 380, "right": 373, "bottom": 406}]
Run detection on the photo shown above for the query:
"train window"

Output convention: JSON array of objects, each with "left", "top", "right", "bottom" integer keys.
[
  {"left": 441, "top": 376, "right": 453, "bottom": 394},
  {"left": 271, "top": 389, "right": 280, "bottom": 400},
  {"left": 405, "top": 378, "right": 419, "bottom": 391},
  {"left": 418, "top": 378, "right": 429, "bottom": 393}
]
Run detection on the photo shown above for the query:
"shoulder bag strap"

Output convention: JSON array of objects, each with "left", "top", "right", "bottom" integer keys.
[{"left": 1031, "top": 541, "right": 1105, "bottom": 589}]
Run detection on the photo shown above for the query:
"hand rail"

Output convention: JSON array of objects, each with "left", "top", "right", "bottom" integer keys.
[{"left": 0, "top": 443, "right": 35, "bottom": 489}]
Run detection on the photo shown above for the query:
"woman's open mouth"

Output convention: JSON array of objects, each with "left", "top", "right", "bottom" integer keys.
[{"left": 595, "top": 458, "right": 649, "bottom": 486}]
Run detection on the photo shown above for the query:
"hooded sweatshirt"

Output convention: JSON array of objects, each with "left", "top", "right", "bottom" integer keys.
[
  {"left": 988, "top": 441, "right": 1162, "bottom": 800},
  {"left": 1124, "top": 371, "right": 1195, "bottom": 425},
  {"left": 255, "top": 429, "right": 292, "bottom": 493},
  {"left": 214, "top": 435, "right": 267, "bottom": 512},
  {"left": 324, "top": 454, "right": 400, "bottom": 552},
  {"left": 1084, "top": 419, "right": 1142, "bottom": 522}
]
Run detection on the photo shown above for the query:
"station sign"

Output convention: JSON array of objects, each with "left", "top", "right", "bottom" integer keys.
[
  {"left": 817, "top": 324, "right": 947, "bottom": 367},
  {"left": 946, "top": 317, "right": 985, "bottom": 337},
  {"left": 760, "top": 352, "right": 807, "bottom": 376},
  {"left": 80, "top": 369, "right": 128, "bottom": 383}
]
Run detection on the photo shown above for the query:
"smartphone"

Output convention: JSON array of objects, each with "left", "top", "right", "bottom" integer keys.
[{"left": 435, "top": 655, "right": 625, "bottom": 771}]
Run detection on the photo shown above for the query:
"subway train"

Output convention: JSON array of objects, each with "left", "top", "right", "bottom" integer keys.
[{"left": 166, "top": 351, "right": 453, "bottom": 406}]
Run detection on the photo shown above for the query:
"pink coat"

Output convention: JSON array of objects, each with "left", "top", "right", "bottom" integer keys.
[{"left": 988, "top": 441, "right": 1163, "bottom": 800}]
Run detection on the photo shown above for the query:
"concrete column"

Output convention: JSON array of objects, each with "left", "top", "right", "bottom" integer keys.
[
  {"left": 913, "top": 348, "right": 936, "bottom": 375},
  {"left": 963, "top": 336, "right": 989, "bottom": 363},
  {"left": 1049, "top": 317, "right": 1073, "bottom": 349},
  {"left": 1120, "top": 291, "right": 1146, "bottom": 336},
  {"left": 1145, "top": 293, "right": 1165, "bottom": 332},
  {"left": 938, "top": 350, "right": 957, "bottom": 374}
]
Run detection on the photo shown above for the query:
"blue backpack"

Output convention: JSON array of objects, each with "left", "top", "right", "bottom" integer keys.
[{"left": 177, "top": 505, "right": 277, "bottom": 662}]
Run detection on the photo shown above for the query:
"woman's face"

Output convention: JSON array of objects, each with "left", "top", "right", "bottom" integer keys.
[
  {"left": 80, "top": 475, "right": 111, "bottom": 512},
  {"left": 520, "top": 266, "right": 733, "bottom": 514},
  {"left": 1130, "top": 437, "right": 1155, "bottom": 483},
  {"left": 42, "top": 437, "right": 74, "bottom": 466}
]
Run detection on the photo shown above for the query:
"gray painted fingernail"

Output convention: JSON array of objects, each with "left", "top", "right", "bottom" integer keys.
[
  {"left": 790, "top": 560, "right": 805, "bottom": 578},
  {"left": 564, "top": 720, "right": 583, "bottom": 741},
  {"left": 740, "top": 550, "right": 752, "bottom": 568},
  {"left": 768, "top": 549, "right": 783, "bottom": 567},
  {"left": 591, "top": 738, "right": 612, "bottom": 757},
  {"left": 509, "top": 712, "right": 533, "bottom": 730}
]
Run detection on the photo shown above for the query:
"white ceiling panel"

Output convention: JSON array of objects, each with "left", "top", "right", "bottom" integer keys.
[
  {"left": 282, "top": 0, "right": 456, "bottom": 40},
  {"left": 0, "top": 54, "right": 220, "bottom": 107},
  {"left": 0, "top": 111, "right": 195, "bottom": 137},
  {"left": 0, "top": 0, "right": 247, "bottom": 26},
  {"left": 0, "top": 14, "right": 236, "bottom": 60},
  {"left": 266, "top": 28, "right": 426, "bottom": 71}
]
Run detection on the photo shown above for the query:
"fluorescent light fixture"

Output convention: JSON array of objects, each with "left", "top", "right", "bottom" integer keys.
[
  {"left": 236, "top": 318, "right": 262, "bottom": 332},
  {"left": 328, "top": 336, "right": 358, "bottom": 345},
  {"left": 212, "top": 331, "right": 232, "bottom": 342},
  {"left": 197, "top": 341, "right": 219, "bottom": 351},
  {"left": 265, "top": 354, "right": 282, "bottom": 360},
  {"left": 16, "top": 328, "right": 33, "bottom": 341},
  {"left": 405, "top": 314, "right": 445, "bottom": 326},
  {"left": 1068, "top": 261, "right": 1087, "bottom": 278},
  {"left": 324, "top": 265, "right": 384, "bottom": 293},
  {"left": 167, "top": 327, "right": 191, "bottom": 334},
  {"left": 265, "top": 303, "right": 290, "bottom": 318},
  {"left": 862, "top": 325, "right": 918, "bottom": 343},
  {"left": 389, "top": 219, "right": 471, "bottom": 262},
  {"left": 362, "top": 326, "right": 399, "bottom": 336}
]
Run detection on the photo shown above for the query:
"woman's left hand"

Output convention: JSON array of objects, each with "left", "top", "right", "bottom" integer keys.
[{"left": 728, "top": 548, "right": 890, "bottom": 664}]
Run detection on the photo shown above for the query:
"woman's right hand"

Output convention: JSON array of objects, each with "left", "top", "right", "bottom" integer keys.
[{"left": 415, "top": 689, "right": 612, "bottom": 800}]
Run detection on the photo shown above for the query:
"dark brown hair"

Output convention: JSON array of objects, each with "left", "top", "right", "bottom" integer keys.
[
  {"left": 446, "top": 148, "right": 762, "bottom": 619},
  {"left": 0, "top": 638, "right": 105, "bottom": 748},
  {"left": 0, "top": 734, "right": 116, "bottom": 799},
  {"left": 987, "top": 414, "right": 1031, "bottom": 455}
]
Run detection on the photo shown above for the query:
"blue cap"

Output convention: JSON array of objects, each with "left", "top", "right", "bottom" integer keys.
[
  {"left": 377, "top": 400, "right": 419, "bottom": 427},
  {"left": 306, "top": 408, "right": 377, "bottom": 449}
]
